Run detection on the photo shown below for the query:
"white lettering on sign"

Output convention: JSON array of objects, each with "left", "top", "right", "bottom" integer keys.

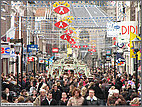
[
  {"left": 67, "top": 30, "right": 70, "bottom": 34},
  {"left": 64, "top": 35, "right": 68, "bottom": 40},
  {"left": 59, "top": 7, "right": 64, "bottom": 13},
  {"left": 59, "top": 22, "right": 63, "bottom": 27}
]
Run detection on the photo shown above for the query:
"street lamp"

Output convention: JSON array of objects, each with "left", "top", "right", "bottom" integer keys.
[
  {"left": 32, "top": 48, "right": 37, "bottom": 78},
  {"left": 132, "top": 37, "right": 141, "bottom": 93},
  {"left": 61, "top": 61, "right": 64, "bottom": 74},
  {"left": 74, "top": 61, "right": 77, "bottom": 74},
  {"left": 94, "top": 55, "right": 97, "bottom": 72},
  {"left": 14, "top": 43, "right": 21, "bottom": 87},
  {"left": 112, "top": 45, "right": 117, "bottom": 78},
  {"left": 102, "top": 50, "right": 106, "bottom": 74},
  {"left": 92, "top": 56, "right": 95, "bottom": 72}
]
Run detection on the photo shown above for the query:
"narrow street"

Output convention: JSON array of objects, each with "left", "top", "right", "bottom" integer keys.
[{"left": 1, "top": 1, "right": 141, "bottom": 106}]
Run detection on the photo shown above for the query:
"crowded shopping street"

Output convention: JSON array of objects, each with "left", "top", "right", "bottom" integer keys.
[{"left": 1, "top": 1, "right": 142, "bottom": 106}]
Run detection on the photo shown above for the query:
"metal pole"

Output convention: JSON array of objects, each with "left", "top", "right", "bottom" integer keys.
[
  {"left": 44, "top": 59, "right": 46, "bottom": 73},
  {"left": 92, "top": 58, "right": 94, "bottom": 72},
  {"left": 135, "top": 54, "right": 138, "bottom": 93},
  {"left": 114, "top": 55, "right": 116, "bottom": 78},
  {"left": 108, "top": 61, "right": 109, "bottom": 72},
  {"left": 104, "top": 57, "right": 105, "bottom": 74},
  {"left": 16, "top": 55, "right": 19, "bottom": 87},
  {"left": 34, "top": 57, "right": 35, "bottom": 78},
  {"left": 42, "top": 64, "right": 43, "bottom": 73},
  {"left": 21, "top": 38, "right": 23, "bottom": 89}
]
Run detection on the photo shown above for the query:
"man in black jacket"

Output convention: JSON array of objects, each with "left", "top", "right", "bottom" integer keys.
[
  {"left": 41, "top": 92, "right": 57, "bottom": 106},
  {"left": 61, "top": 80, "right": 69, "bottom": 94},
  {"left": 51, "top": 84, "right": 62, "bottom": 105}
]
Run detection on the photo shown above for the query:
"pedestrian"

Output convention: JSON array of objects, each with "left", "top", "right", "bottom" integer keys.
[
  {"left": 17, "top": 96, "right": 25, "bottom": 103},
  {"left": 130, "top": 97, "right": 140, "bottom": 106},
  {"left": 4, "top": 88, "right": 13, "bottom": 102},
  {"left": 29, "top": 80, "right": 36, "bottom": 95},
  {"left": 1, "top": 92, "right": 9, "bottom": 103},
  {"left": 33, "top": 89, "right": 47, "bottom": 106},
  {"left": 51, "top": 84, "right": 62, "bottom": 104},
  {"left": 61, "top": 80, "right": 69, "bottom": 94},
  {"left": 31, "top": 90, "right": 37, "bottom": 101},
  {"left": 67, "top": 88, "right": 84, "bottom": 106},
  {"left": 81, "top": 87, "right": 88, "bottom": 98},
  {"left": 41, "top": 92, "right": 57, "bottom": 105},
  {"left": 83, "top": 89, "right": 101, "bottom": 105},
  {"left": 24, "top": 96, "right": 33, "bottom": 103},
  {"left": 107, "top": 89, "right": 126, "bottom": 106},
  {"left": 108, "top": 86, "right": 115, "bottom": 98},
  {"left": 59, "top": 92, "right": 68, "bottom": 106}
]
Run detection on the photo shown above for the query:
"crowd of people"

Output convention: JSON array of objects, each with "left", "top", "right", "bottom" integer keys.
[{"left": 1, "top": 68, "right": 141, "bottom": 106}]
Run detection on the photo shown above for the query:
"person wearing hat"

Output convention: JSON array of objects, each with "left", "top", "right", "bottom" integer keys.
[
  {"left": 107, "top": 89, "right": 126, "bottom": 106},
  {"left": 33, "top": 89, "right": 47, "bottom": 106}
]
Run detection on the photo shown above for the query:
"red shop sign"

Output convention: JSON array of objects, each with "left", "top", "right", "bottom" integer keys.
[{"left": 52, "top": 48, "right": 59, "bottom": 53}]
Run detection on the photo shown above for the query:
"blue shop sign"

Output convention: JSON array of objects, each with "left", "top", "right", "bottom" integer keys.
[{"left": 27, "top": 45, "right": 38, "bottom": 52}]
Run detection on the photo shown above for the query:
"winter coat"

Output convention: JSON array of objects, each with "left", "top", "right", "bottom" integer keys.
[
  {"left": 59, "top": 99, "right": 68, "bottom": 106},
  {"left": 94, "top": 83, "right": 104, "bottom": 99},
  {"left": 115, "top": 79, "right": 123, "bottom": 91},
  {"left": 61, "top": 85, "right": 69, "bottom": 93},
  {"left": 67, "top": 97, "right": 84, "bottom": 106},
  {"left": 107, "top": 95, "right": 126, "bottom": 106},
  {"left": 33, "top": 95, "right": 47, "bottom": 106},
  {"left": 41, "top": 98, "right": 57, "bottom": 106},
  {"left": 52, "top": 89, "right": 62, "bottom": 104},
  {"left": 83, "top": 96, "right": 101, "bottom": 105}
]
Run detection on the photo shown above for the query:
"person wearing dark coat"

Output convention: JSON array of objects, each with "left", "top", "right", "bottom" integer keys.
[
  {"left": 61, "top": 81, "right": 69, "bottom": 94},
  {"left": 4, "top": 88, "right": 13, "bottom": 102},
  {"left": 93, "top": 82, "right": 104, "bottom": 100},
  {"left": 59, "top": 92, "right": 68, "bottom": 106},
  {"left": 41, "top": 92, "right": 57, "bottom": 106},
  {"left": 83, "top": 89, "right": 102, "bottom": 105},
  {"left": 115, "top": 77, "right": 123, "bottom": 91},
  {"left": 51, "top": 85, "right": 62, "bottom": 105}
]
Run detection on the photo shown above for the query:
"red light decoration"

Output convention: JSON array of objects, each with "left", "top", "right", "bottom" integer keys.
[
  {"left": 83, "top": 45, "right": 88, "bottom": 48},
  {"left": 91, "top": 46, "right": 95, "bottom": 48},
  {"left": 54, "top": 6, "right": 70, "bottom": 15},
  {"left": 55, "top": 21, "right": 68, "bottom": 28},
  {"left": 60, "top": 34, "right": 71, "bottom": 41},
  {"left": 64, "top": 29, "right": 73, "bottom": 35}
]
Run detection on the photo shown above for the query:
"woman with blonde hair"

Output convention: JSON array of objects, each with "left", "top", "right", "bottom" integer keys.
[
  {"left": 108, "top": 86, "right": 115, "bottom": 98},
  {"left": 81, "top": 87, "right": 88, "bottom": 98},
  {"left": 130, "top": 97, "right": 140, "bottom": 106}
]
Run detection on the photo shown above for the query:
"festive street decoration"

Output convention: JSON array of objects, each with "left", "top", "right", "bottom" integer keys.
[
  {"left": 54, "top": 6, "right": 70, "bottom": 15},
  {"left": 60, "top": 34, "right": 71, "bottom": 41},
  {"left": 64, "top": 29, "right": 73, "bottom": 35},
  {"left": 83, "top": 45, "right": 88, "bottom": 48},
  {"left": 54, "top": 21, "right": 68, "bottom": 28}
]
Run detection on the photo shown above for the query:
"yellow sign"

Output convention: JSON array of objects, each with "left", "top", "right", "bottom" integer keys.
[
  {"left": 67, "top": 48, "right": 72, "bottom": 54},
  {"left": 130, "top": 32, "right": 141, "bottom": 60}
]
